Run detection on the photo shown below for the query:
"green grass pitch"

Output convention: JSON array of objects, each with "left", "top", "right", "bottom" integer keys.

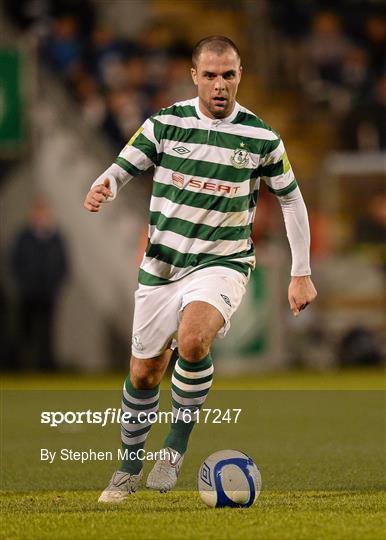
[
  {"left": 1, "top": 369, "right": 385, "bottom": 540},
  {"left": 2, "top": 490, "right": 384, "bottom": 540}
]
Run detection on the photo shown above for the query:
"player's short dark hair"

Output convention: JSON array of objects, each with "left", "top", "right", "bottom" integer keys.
[{"left": 192, "top": 36, "right": 241, "bottom": 68}]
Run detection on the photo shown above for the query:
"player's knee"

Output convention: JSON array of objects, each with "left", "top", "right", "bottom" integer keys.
[
  {"left": 130, "top": 365, "right": 158, "bottom": 389},
  {"left": 178, "top": 333, "right": 209, "bottom": 362}
]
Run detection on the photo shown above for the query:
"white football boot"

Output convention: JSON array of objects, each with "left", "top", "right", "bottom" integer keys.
[
  {"left": 146, "top": 447, "right": 184, "bottom": 492},
  {"left": 98, "top": 470, "right": 143, "bottom": 503}
]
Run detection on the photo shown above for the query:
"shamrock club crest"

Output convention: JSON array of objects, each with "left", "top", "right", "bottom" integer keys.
[{"left": 230, "top": 143, "right": 250, "bottom": 169}]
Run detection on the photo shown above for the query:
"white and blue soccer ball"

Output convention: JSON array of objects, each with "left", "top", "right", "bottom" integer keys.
[{"left": 198, "top": 450, "right": 262, "bottom": 508}]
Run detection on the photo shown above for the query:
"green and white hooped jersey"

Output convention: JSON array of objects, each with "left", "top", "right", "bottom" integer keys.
[{"left": 116, "top": 97, "right": 297, "bottom": 286}]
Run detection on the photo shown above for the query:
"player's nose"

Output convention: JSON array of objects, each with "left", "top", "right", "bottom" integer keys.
[{"left": 213, "top": 76, "right": 225, "bottom": 91}]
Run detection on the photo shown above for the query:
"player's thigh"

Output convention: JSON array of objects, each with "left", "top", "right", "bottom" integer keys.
[
  {"left": 178, "top": 301, "right": 225, "bottom": 347},
  {"left": 178, "top": 266, "right": 248, "bottom": 345}
]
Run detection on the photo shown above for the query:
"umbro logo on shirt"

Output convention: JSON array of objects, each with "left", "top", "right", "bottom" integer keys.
[{"left": 173, "top": 146, "right": 191, "bottom": 155}]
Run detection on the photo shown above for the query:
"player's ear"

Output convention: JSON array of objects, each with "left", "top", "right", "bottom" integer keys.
[
  {"left": 238, "top": 65, "right": 243, "bottom": 81},
  {"left": 191, "top": 67, "right": 198, "bottom": 86}
]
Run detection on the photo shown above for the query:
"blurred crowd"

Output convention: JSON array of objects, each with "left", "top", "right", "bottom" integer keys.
[
  {"left": 40, "top": 18, "right": 193, "bottom": 151},
  {"left": 271, "top": 2, "right": 386, "bottom": 150},
  {"left": 5, "top": 1, "right": 385, "bottom": 152},
  {"left": 6, "top": 0, "right": 193, "bottom": 151}
]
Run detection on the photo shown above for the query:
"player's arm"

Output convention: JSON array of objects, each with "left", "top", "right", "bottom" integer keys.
[
  {"left": 260, "top": 138, "right": 317, "bottom": 316},
  {"left": 83, "top": 118, "right": 160, "bottom": 213},
  {"left": 278, "top": 187, "right": 317, "bottom": 316}
]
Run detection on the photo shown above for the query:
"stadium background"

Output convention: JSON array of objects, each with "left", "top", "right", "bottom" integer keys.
[{"left": 0, "top": 0, "right": 385, "bottom": 374}]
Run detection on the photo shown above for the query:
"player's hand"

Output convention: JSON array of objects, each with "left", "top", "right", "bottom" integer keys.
[
  {"left": 83, "top": 179, "right": 113, "bottom": 212},
  {"left": 288, "top": 276, "right": 317, "bottom": 317}
]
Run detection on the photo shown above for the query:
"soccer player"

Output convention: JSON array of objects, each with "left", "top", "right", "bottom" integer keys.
[{"left": 84, "top": 36, "right": 317, "bottom": 502}]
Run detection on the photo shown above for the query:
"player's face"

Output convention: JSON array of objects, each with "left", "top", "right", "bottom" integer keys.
[{"left": 191, "top": 49, "right": 242, "bottom": 119}]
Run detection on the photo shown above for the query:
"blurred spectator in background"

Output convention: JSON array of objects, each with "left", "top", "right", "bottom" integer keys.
[
  {"left": 4, "top": 0, "right": 48, "bottom": 31},
  {"left": 300, "top": 10, "right": 352, "bottom": 110},
  {"left": 72, "top": 71, "right": 106, "bottom": 127},
  {"left": 0, "top": 273, "right": 14, "bottom": 370},
  {"left": 339, "top": 45, "right": 373, "bottom": 112},
  {"left": 338, "top": 326, "right": 383, "bottom": 367},
  {"left": 83, "top": 25, "right": 128, "bottom": 87},
  {"left": 103, "top": 88, "right": 146, "bottom": 150},
  {"left": 10, "top": 198, "right": 69, "bottom": 371},
  {"left": 342, "top": 72, "right": 386, "bottom": 150},
  {"left": 355, "top": 189, "right": 386, "bottom": 253},
  {"left": 364, "top": 13, "right": 386, "bottom": 76},
  {"left": 42, "top": 14, "right": 83, "bottom": 77}
]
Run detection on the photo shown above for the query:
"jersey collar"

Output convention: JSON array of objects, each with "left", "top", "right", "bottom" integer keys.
[{"left": 193, "top": 96, "right": 240, "bottom": 126}]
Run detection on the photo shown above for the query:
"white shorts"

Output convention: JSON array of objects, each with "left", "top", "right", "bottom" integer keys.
[{"left": 131, "top": 266, "right": 249, "bottom": 359}]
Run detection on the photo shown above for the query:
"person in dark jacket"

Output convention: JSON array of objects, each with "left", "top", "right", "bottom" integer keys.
[{"left": 11, "top": 197, "right": 69, "bottom": 370}]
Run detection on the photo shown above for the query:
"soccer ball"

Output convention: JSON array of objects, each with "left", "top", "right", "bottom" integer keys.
[{"left": 197, "top": 450, "right": 262, "bottom": 508}]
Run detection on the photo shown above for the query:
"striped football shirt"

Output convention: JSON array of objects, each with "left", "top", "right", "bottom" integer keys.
[{"left": 115, "top": 96, "right": 297, "bottom": 286}]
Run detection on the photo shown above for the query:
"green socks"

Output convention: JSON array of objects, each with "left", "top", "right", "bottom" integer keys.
[
  {"left": 164, "top": 353, "right": 214, "bottom": 455},
  {"left": 119, "top": 354, "right": 214, "bottom": 472},
  {"left": 120, "top": 376, "right": 159, "bottom": 474}
]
